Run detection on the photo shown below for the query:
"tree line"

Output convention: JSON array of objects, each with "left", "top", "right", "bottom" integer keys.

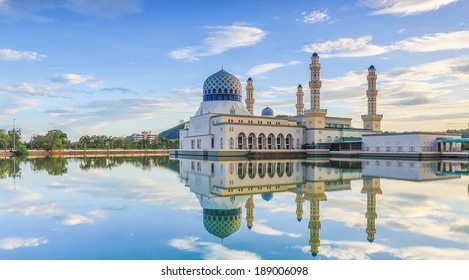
[
  {"left": 0, "top": 156, "right": 179, "bottom": 178},
  {"left": 0, "top": 128, "right": 179, "bottom": 154}
]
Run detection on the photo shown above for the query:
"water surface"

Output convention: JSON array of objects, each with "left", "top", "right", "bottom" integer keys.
[{"left": 0, "top": 156, "right": 468, "bottom": 260}]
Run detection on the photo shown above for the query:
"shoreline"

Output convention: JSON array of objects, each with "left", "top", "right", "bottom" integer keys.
[{"left": 0, "top": 149, "right": 170, "bottom": 158}]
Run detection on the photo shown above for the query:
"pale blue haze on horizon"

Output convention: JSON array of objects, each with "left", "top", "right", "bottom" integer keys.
[{"left": 0, "top": 0, "right": 468, "bottom": 140}]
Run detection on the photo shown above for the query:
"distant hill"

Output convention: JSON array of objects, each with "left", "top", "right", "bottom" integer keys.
[{"left": 158, "top": 123, "right": 185, "bottom": 140}]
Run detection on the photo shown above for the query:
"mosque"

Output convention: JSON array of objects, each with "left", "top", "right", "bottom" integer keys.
[
  {"left": 174, "top": 52, "right": 465, "bottom": 158},
  {"left": 177, "top": 53, "right": 382, "bottom": 156}
]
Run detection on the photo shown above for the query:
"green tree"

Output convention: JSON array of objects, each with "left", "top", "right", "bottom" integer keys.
[
  {"left": 14, "top": 144, "right": 29, "bottom": 156},
  {"left": 44, "top": 130, "right": 69, "bottom": 151},
  {"left": 0, "top": 129, "right": 11, "bottom": 152},
  {"left": 30, "top": 134, "right": 47, "bottom": 149}
]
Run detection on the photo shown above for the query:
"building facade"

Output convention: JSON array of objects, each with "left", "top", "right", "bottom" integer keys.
[
  {"left": 132, "top": 131, "right": 158, "bottom": 142},
  {"left": 362, "top": 132, "right": 462, "bottom": 153}
]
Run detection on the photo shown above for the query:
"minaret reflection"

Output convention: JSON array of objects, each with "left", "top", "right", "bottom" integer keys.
[
  {"left": 295, "top": 192, "right": 304, "bottom": 222},
  {"left": 245, "top": 194, "right": 254, "bottom": 229},
  {"left": 304, "top": 182, "right": 327, "bottom": 257},
  {"left": 361, "top": 177, "right": 382, "bottom": 242}
]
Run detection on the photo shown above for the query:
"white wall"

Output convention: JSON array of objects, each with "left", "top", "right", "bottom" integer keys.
[
  {"left": 362, "top": 133, "right": 461, "bottom": 153},
  {"left": 306, "top": 128, "right": 366, "bottom": 144}
]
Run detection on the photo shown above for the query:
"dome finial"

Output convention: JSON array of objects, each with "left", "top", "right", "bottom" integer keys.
[{"left": 222, "top": 63, "right": 224, "bottom": 70}]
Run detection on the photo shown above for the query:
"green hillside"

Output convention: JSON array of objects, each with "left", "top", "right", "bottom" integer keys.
[{"left": 158, "top": 123, "right": 185, "bottom": 140}]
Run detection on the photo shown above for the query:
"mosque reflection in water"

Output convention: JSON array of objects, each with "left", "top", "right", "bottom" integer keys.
[{"left": 178, "top": 158, "right": 465, "bottom": 257}]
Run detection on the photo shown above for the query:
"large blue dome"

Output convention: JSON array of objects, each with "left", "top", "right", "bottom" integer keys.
[{"left": 203, "top": 69, "right": 242, "bottom": 102}]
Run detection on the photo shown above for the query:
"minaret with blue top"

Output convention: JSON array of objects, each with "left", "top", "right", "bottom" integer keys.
[
  {"left": 296, "top": 84, "right": 304, "bottom": 116},
  {"left": 361, "top": 65, "right": 383, "bottom": 131},
  {"left": 309, "top": 53, "right": 322, "bottom": 111},
  {"left": 304, "top": 53, "right": 327, "bottom": 129},
  {"left": 245, "top": 77, "right": 255, "bottom": 115}
]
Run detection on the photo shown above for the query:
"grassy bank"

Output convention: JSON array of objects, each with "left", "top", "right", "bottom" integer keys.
[{"left": 0, "top": 149, "right": 170, "bottom": 158}]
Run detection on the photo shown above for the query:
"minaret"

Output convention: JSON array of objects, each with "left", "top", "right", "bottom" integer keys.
[
  {"left": 245, "top": 194, "right": 254, "bottom": 229},
  {"left": 295, "top": 192, "right": 304, "bottom": 221},
  {"left": 245, "top": 78, "right": 255, "bottom": 115},
  {"left": 361, "top": 65, "right": 383, "bottom": 132},
  {"left": 361, "top": 177, "right": 382, "bottom": 243},
  {"left": 296, "top": 84, "right": 304, "bottom": 116},
  {"left": 309, "top": 53, "right": 322, "bottom": 111},
  {"left": 304, "top": 53, "right": 327, "bottom": 130}
]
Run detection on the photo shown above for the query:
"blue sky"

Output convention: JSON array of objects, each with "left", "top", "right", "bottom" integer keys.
[{"left": 0, "top": 0, "right": 468, "bottom": 140}]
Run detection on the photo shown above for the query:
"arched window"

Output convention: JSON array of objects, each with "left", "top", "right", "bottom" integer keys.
[
  {"left": 277, "top": 134, "right": 284, "bottom": 149},
  {"left": 258, "top": 163, "right": 266, "bottom": 178},
  {"left": 248, "top": 162, "right": 256, "bottom": 179},
  {"left": 267, "top": 163, "right": 275, "bottom": 178},
  {"left": 229, "top": 137, "right": 235, "bottom": 149},
  {"left": 286, "top": 162, "right": 293, "bottom": 177},
  {"left": 326, "top": 136, "right": 332, "bottom": 143},
  {"left": 238, "top": 163, "right": 246, "bottom": 179},
  {"left": 238, "top": 133, "right": 246, "bottom": 149},
  {"left": 248, "top": 133, "right": 255, "bottom": 149},
  {"left": 277, "top": 162, "right": 284, "bottom": 177},
  {"left": 258, "top": 133, "right": 265, "bottom": 149},
  {"left": 285, "top": 134, "right": 293, "bottom": 149},
  {"left": 334, "top": 136, "right": 339, "bottom": 142},
  {"left": 230, "top": 106, "right": 235, "bottom": 115},
  {"left": 268, "top": 133, "right": 275, "bottom": 149}
]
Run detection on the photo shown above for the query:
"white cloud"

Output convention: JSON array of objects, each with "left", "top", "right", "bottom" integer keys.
[
  {"left": 61, "top": 210, "right": 105, "bottom": 225},
  {"left": 50, "top": 74, "right": 96, "bottom": 85},
  {"left": 390, "top": 30, "right": 469, "bottom": 52},
  {"left": 0, "top": 48, "right": 46, "bottom": 61},
  {"left": 171, "top": 87, "right": 202, "bottom": 95},
  {"left": 0, "top": 202, "right": 63, "bottom": 216},
  {"left": 396, "top": 246, "right": 469, "bottom": 260},
  {"left": 251, "top": 222, "right": 301, "bottom": 238},
  {"left": 0, "top": 237, "right": 48, "bottom": 250},
  {"left": 169, "top": 236, "right": 261, "bottom": 260},
  {"left": 303, "top": 36, "right": 388, "bottom": 57},
  {"left": 303, "top": 30, "right": 469, "bottom": 57},
  {"left": 248, "top": 63, "right": 284, "bottom": 76},
  {"left": 0, "top": 95, "right": 40, "bottom": 117},
  {"left": 247, "top": 61, "right": 301, "bottom": 76},
  {"left": 297, "top": 240, "right": 469, "bottom": 260},
  {"left": 169, "top": 24, "right": 266, "bottom": 61},
  {"left": 255, "top": 85, "right": 297, "bottom": 99},
  {"left": 302, "top": 9, "right": 330, "bottom": 24},
  {"left": 361, "top": 0, "right": 459, "bottom": 16},
  {"left": 0, "top": 83, "right": 60, "bottom": 97}
]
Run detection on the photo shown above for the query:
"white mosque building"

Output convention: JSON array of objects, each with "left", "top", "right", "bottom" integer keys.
[
  {"left": 177, "top": 53, "right": 382, "bottom": 157},
  {"left": 174, "top": 53, "right": 464, "bottom": 158}
]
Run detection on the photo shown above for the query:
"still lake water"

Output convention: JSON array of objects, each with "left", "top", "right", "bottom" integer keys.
[{"left": 0, "top": 156, "right": 468, "bottom": 260}]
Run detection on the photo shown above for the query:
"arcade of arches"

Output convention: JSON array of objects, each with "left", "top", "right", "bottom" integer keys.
[{"left": 230, "top": 133, "right": 297, "bottom": 150}]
